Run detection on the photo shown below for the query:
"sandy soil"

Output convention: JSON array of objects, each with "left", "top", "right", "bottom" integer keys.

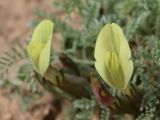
[
  {"left": 0, "top": 87, "right": 63, "bottom": 120},
  {"left": 0, "top": 0, "right": 52, "bottom": 53}
]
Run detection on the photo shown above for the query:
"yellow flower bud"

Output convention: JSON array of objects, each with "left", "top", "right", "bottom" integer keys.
[
  {"left": 27, "top": 20, "right": 54, "bottom": 76},
  {"left": 94, "top": 23, "right": 133, "bottom": 90}
]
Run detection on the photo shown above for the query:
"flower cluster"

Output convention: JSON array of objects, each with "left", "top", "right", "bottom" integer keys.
[{"left": 28, "top": 20, "right": 133, "bottom": 90}]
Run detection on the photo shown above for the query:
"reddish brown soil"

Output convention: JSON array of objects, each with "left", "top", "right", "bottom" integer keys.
[
  {"left": 0, "top": 87, "right": 64, "bottom": 120},
  {"left": 0, "top": 0, "right": 52, "bottom": 53}
]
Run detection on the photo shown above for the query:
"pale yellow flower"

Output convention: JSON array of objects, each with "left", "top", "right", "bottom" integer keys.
[
  {"left": 27, "top": 20, "right": 54, "bottom": 76},
  {"left": 94, "top": 23, "right": 133, "bottom": 90}
]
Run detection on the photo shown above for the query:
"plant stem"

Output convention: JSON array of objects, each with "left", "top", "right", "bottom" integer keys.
[{"left": 43, "top": 65, "right": 90, "bottom": 98}]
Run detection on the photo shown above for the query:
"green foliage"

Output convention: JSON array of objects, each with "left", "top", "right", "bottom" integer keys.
[
  {"left": 0, "top": 42, "right": 27, "bottom": 80},
  {"left": 73, "top": 98, "right": 96, "bottom": 120},
  {"left": 73, "top": 98, "right": 96, "bottom": 110},
  {"left": 0, "top": 42, "right": 42, "bottom": 111},
  {"left": 137, "top": 98, "right": 160, "bottom": 120},
  {"left": 0, "top": 42, "right": 39, "bottom": 92},
  {"left": 99, "top": 106, "right": 110, "bottom": 120}
]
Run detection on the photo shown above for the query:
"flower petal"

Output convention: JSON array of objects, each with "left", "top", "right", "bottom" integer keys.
[
  {"left": 31, "top": 20, "right": 54, "bottom": 43},
  {"left": 94, "top": 23, "right": 133, "bottom": 90},
  {"left": 27, "top": 20, "right": 54, "bottom": 75},
  {"left": 105, "top": 51, "right": 112, "bottom": 72},
  {"left": 94, "top": 24, "right": 120, "bottom": 61},
  {"left": 39, "top": 35, "right": 52, "bottom": 76},
  {"left": 95, "top": 60, "right": 115, "bottom": 88},
  {"left": 119, "top": 35, "right": 133, "bottom": 88},
  {"left": 110, "top": 52, "right": 125, "bottom": 89},
  {"left": 27, "top": 42, "right": 45, "bottom": 70}
]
